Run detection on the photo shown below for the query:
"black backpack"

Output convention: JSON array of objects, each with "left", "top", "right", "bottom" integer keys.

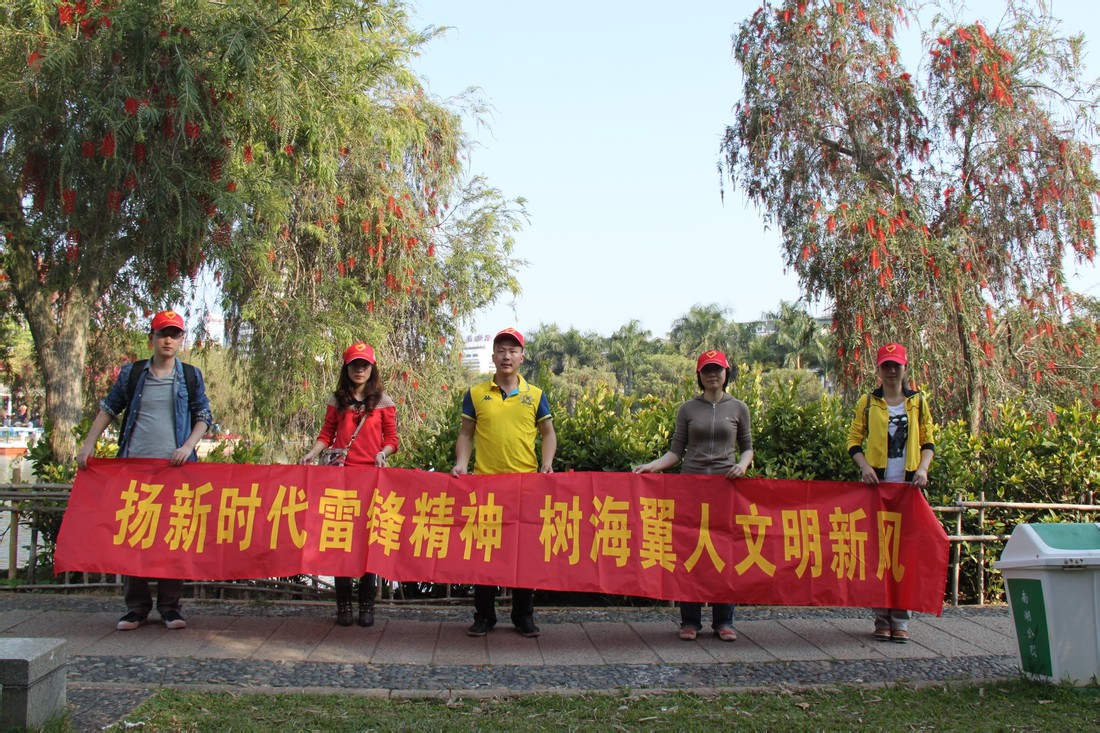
[{"left": 120, "top": 359, "right": 200, "bottom": 446}]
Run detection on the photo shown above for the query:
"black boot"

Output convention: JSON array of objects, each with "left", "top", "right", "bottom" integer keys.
[
  {"left": 335, "top": 584, "right": 354, "bottom": 627},
  {"left": 358, "top": 602, "right": 375, "bottom": 628}
]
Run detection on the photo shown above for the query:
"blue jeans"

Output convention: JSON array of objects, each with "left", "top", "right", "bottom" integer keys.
[
  {"left": 680, "top": 602, "right": 735, "bottom": 630},
  {"left": 873, "top": 608, "right": 912, "bottom": 632}
]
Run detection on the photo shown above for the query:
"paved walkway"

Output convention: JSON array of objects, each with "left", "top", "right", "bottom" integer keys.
[{"left": 0, "top": 595, "right": 1021, "bottom": 731}]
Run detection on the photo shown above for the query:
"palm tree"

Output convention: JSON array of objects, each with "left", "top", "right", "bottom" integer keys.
[
  {"left": 525, "top": 325, "right": 604, "bottom": 377},
  {"left": 608, "top": 319, "right": 657, "bottom": 392},
  {"left": 772, "top": 301, "right": 822, "bottom": 370},
  {"left": 669, "top": 304, "right": 740, "bottom": 359}
]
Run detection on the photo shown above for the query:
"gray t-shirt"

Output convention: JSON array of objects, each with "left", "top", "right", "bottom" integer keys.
[{"left": 124, "top": 373, "right": 177, "bottom": 458}]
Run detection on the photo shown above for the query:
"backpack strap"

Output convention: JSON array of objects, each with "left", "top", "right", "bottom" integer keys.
[
  {"left": 125, "top": 358, "right": 147, "bottom": 408},
  {"left": 863, "top": 392, "right": 872, "bottom": 442},
  {"left": 182, "top": 362, "right": 198, "bottom": 417}
]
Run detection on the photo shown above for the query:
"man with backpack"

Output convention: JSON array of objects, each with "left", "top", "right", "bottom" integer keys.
[{"left": 76, "top": 309, "right": 213, "bottom": 631}]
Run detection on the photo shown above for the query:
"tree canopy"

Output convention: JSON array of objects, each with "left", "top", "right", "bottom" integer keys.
[
  {"left": 1, "top": 0, "right": 524, "bottom": 457},
  {"left": 722, "top": 0, "right": 1100, "bottom": 431}
]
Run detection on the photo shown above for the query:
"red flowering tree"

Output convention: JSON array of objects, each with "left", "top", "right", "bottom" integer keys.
[
  {"left": 722, "top": 0, "right": 1099, "bottom": 432},
  {"left": 1, "top": 1, "right": 524, "bottom": 459},
  {"left": 225, "top": 94, "right": 526, "bottom": 437}
]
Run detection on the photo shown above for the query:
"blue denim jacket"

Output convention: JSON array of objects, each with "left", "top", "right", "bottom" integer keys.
[{"left": 99, "top": 360, "right": 213, "bottom": 461}]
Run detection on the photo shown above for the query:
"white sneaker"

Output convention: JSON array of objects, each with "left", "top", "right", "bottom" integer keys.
[{"left": 117, "top": 612, "right": 145, "bottom": 631}]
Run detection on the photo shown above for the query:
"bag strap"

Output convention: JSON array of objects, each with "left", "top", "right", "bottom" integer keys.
[
  {"left": 863, "top": 392, "right": 871, "bottom": 442},
  {"left": 333, "top": 409, "right": 369, "bottom": 450}
]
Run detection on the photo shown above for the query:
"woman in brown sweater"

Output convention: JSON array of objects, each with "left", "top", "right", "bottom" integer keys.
[{"left": 633, "top": 350, "right": 753, "bottom": 642}]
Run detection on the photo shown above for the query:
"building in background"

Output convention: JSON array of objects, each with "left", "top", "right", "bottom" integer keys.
[{"left": 461, "top": 334, "right": 495, "bottom": 374}]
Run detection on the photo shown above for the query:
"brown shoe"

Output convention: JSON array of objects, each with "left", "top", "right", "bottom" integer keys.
[
  {"left": 891, "top": 629, "right": 910, "bottom": 643},
  {"left": 715, "top": 626, "right": 738, "bottom": 642},
  {"left": 679, "top": 625, "right": 698, "bottom": 641}
]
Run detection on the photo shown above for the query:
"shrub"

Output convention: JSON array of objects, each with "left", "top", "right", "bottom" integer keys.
[{"left": 746, "top": 368, "right": 851, "bottom": 480}]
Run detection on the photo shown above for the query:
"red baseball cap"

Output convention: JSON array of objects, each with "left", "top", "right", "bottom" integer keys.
[
  {"left": 696, "top": 350, "right": 731, "bottom": 371},
  {"left": 876, "top": 343, "right": 908, "bottom": 366},
  {"left": 493, "top": 327, "right": 524, "bottom": 347},
  {"left": 343, "top": 342, "right": 376, "bottom": 364},
  {"left": 151, "top": 310, "right": 185, "bottom": 332}
]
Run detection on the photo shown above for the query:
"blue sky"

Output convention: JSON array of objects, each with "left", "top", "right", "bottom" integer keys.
[{"left": 409, "top": 1, "right": 1100, "bottom": 339}]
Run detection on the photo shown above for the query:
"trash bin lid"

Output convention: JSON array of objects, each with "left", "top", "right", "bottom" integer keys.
[{"left": 994, "top": 523, "right": 1100, "bottom": 570}]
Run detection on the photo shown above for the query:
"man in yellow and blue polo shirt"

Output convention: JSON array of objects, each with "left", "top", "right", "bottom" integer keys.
[{"left": 452, "top": 327, "right": 557, "bottom": 638}]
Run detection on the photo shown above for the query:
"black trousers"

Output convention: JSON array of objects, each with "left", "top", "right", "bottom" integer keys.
[
  {"left": 472, "top": 585, "right": 534, "bottom": 625},
  {"left": 334, "top": 573, "right": 377, "bottom": 604},
  {"left": 123, "top": 576, "right": 182, "bottom": 616}
]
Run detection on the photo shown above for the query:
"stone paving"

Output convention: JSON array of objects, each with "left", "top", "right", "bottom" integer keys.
[{"left": 0, "top": 594, "right": 1022, "bottom": 731}]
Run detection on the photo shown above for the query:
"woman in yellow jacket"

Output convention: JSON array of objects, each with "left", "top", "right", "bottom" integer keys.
[{"left": 846, "top": 342, "right": 934, "bottom": 643}]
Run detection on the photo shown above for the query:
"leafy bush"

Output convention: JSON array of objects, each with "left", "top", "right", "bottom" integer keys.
[
  {"left": 759, "top": 368, "right": 827, "bottom": 403},
  {"left": 554, "top": 386, "right": 680, "bottom": 472},
  {"left": 745, "top": 368, "right": 851, "bottom": 480},
  {"left": 391, "top": 393, "right": 465, "bottom": 472},
  {"left": 203, "top": 438, "right": 267, "bottom": 464}
]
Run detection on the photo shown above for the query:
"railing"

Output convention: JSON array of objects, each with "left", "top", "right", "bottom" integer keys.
[
  {"left": 932, "top": 490, "right": 1098, "bottom": 605},
  {"left": 2, "top": 482, "right": 1097, "bottom": 605}
]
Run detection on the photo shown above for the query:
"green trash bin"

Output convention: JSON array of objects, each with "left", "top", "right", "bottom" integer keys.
[{"left": 995, "top": 523, "right": 1100, "bottom": 685}]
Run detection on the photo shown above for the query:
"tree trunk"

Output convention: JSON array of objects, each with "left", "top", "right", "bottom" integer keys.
[
  {"left": 37, "top": 323, "right": 90, "bottom": 463},
  {"left": 950, "top": 289, "right": 982, "bottom": 436},
  {"left": 3, "top": 215, "right": 100, "bottom": 464},
  {"left": 24, "top": 297, "right": 93, "bottom": 464}
]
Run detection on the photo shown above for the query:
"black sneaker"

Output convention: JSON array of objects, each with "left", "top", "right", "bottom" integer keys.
[
  {"left": 117, "top": 611, "right": 145, "bottom": 631},
  {"left": 467, "top": 618, "right": 493, "bottom": 637},
  {"left": 513, "top": 617, "right": 540, "bottom": 638},
  {"left": 161, "top": 609, "right": 187, "bottom": 630}
]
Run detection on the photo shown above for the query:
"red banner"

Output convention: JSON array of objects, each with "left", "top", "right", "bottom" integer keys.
[{"left": 55, "top": 459, "right": 949, "bottom": 614}]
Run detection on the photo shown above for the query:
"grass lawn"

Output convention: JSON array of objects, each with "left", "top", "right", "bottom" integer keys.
[{"left": 82, "top": 679, "right": 1100, "bottom": 731}]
